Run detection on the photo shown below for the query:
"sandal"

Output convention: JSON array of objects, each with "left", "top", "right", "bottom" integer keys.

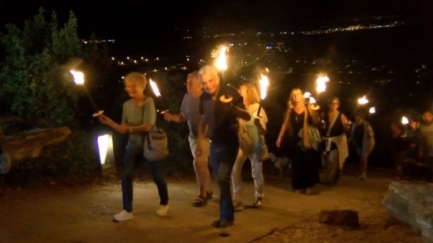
[
  {"left": 206, "top": 191, "right": 213, "bottom": 200},
  {"left": 192, "top": 195, "right": 207, "bottom": 207}
]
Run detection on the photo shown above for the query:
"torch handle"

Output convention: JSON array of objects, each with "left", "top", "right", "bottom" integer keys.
[{"left": 257, "top": 104, "right": 262, "bottom": 117}]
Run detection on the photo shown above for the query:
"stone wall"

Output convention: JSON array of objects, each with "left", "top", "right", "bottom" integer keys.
[{"left": 383, "top": 181, "right": 433, "bottom": 243}]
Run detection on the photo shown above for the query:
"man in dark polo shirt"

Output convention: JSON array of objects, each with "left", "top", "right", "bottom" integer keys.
[{"left": 196, "top": 65, "right": 250, "bottom": 229}]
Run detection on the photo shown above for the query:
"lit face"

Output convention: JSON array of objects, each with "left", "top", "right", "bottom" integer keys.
[
  {"left": 200, "top": 74, "right": 219, "bottom": 95},
  {"left": 291, "top": 89, "right": 303, "bottom": 104},
  {"left": 329, "top": 98, "right": 339, "bottom": 111},
  {"left": 409, "top": 121, "right": 419, "bottom": 130},
  {"left": 423, "top": 112, "right": 433, "bottom": 124},
  {"left": 186, "top": 76, "right": 202, "bottom": 94},
  {"left": 124, "top": 79, "right": 145, "bottom": 98}
]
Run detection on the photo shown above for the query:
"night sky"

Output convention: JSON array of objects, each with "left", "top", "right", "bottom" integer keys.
[{"left": 0, "top": 0, "right": 430, "bottom": 41}]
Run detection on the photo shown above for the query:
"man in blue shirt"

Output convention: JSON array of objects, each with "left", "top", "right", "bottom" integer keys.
[{"left": 164, "top": 72, "right": 213, "bottom": 207}]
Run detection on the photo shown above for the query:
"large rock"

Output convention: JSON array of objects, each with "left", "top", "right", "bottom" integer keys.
[
  {"left": 383, "top": 181, "right": 433, "bottom": 242},
  {"left": 0, "top": 127, "right": 71, "bottom": 174}
]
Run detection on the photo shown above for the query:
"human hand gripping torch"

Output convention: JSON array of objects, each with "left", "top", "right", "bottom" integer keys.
[
  {"left": 149, "top": 79, "right": 169, "bottom": 114},
  {"left": 70, "top": 70, "right": 104, "bottom": 117},
  {"left": 214, "top": 45, "right": 232, "bottom": 103},
  {"left": 257, "top": 73, "right": 270, "bottom": 116},
  {"left": 304, "top": 92, "right": 320, "bottom": 110}
]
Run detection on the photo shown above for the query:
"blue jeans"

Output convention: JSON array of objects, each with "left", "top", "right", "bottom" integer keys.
[
  {"left": 121, "top": 149, "right": 169, "bottom": 212},
  {"left": 209, "top": 141, "right": 237, "bottom": 222}
]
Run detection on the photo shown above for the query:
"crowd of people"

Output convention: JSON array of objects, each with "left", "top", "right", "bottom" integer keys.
[
  {"left": 389, "top": 111, "right": 433, "bottom": 182},
  {"left": 96, "top": 65, "right": 433, "bottom": 231}
]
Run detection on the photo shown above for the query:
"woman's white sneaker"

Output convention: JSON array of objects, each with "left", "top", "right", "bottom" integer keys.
[
  {"left": 156, "top": 205, "right": 169, "bottom": 216},
  {"left": 112, "top": 210, "right": 134, "bottom": 222}
]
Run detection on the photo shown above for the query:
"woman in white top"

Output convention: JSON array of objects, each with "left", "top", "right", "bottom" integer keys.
[{"left": 231, "top": 83, "right": 267, "bottom": 210}]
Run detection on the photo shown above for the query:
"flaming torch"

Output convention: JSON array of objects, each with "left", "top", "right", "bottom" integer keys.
[
  {"left": 70, "top": 70, "right": 104, "bottom": 117},
  {"left": 316, "top": 74, "right": 329, "bottom": 100},
  {"left": 369, "top": 107, "right": 376, "bottom": 114},
  {"left": 304, "top": 91, "right": 320, "bottom": 110},
  {"left": 149, "top": 79, "right": 169, "bottom": 114},
  {"left": 213, "top": 45, "right": 232, "bottom": 103},
  {"left": 257, "top": 73, "right": 270, "bottom": 116},
  {"left": 401, "top": 116, "right": 409, "bottom": 125},
  {"left": 357, "top": 95, "right": 369, "bottom": 105}
]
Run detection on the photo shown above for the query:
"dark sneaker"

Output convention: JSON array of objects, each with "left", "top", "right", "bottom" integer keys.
[{"left": 212, "top": 219, "right": 234, "bottom": 228}]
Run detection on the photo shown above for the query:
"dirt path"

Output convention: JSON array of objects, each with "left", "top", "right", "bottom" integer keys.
[{"left": 0, "top": 164, "right": 423, "bottom": 243}]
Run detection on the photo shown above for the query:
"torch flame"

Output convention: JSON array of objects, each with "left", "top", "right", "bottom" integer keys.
[
  {"left": 70, "top": 70, "right": 84, "bottom": 85},
  {"left": 304, "top": 92, "right": 312, "bottom": 98},
  {"left": 259, "top": 73, "right": 270, "bottom": 100},
  {"left": 316, "top": 75, "right": 329, "bottom": 94},
  {"left": 309, "top": 97, "right": 317, "bottom": 104},
  {"left": 357, "top": 95, "right": 369, "bottom": 105},
  {"left": 369, "top": 107, "right": 376, "bottom": 114},
  {"left": 149, "top": 79, "right": 161, "bottom": 97},
  {"left": 214, "top": 45, "right": 228, "bottom": 71},
  {"left": 402, "top": 116, "right": 409, "bottom": 125}
]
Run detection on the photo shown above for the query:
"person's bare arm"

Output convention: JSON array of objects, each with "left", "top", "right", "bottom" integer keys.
[
  {"left": 341, "top": 113, "right": 351, "bottom": 132},
  {"left": 307, "top": 105, "right": 321, "bottom": 125},
  {"left": 98, "top": 115, "right": 128, "bottom": 134},
  {"left": 276, "top": 110, "right": 290, "bottom": 148},
  {"left": 230, "top": 106, "right": 251, "bottom": 121},
  {"left": 163, "top": 112, "right": 186, "bottom": 123}
]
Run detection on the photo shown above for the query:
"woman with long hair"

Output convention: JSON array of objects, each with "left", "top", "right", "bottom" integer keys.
[
  {"left": 276, "top": 88, "right": 321, "bottom": 194},
  {"left": 231, "top": 83, "right": 268, "bottom": 210}
]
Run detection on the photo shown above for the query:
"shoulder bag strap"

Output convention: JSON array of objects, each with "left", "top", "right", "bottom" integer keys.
[{"left": 326, "top": 111, "right": 340, "bottom": 137}]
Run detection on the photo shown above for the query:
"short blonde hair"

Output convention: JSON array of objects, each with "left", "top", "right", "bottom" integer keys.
[
  {"left": 124, "top": 72, "right": 147, "bottom": 87},
  {"left": 240, "top": 83, "right": 260, "bottom": 105}
]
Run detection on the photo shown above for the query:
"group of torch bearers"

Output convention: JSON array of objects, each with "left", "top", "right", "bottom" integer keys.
[{"left": 69, "top": 45, "right": 380, "bottom": 234}]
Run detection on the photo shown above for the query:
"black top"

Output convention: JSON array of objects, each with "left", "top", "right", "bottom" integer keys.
[
  {"left": 288, "top": 108, "right": 315, "bottom": 147},
  {"left": 199, "top": 87, "right": 244, "bottom": 144},
  {"left": 323, "top": 112, "right": 345, "bottom": 137}
]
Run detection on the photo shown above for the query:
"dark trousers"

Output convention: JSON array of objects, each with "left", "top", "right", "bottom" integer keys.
[
  {"left": 121, "top": 149, "right": 169, "bottom": 212},
  {"left": 209, "top": 141, "right": 237, "bottom": 221}
]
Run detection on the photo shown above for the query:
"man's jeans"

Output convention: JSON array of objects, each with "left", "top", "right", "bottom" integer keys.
[
  {"left": 209, "top": 141, "right": 237, "bottom": 221},
  {"left": 121, "top": 149, "right": 169, "bottom": 212}
]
